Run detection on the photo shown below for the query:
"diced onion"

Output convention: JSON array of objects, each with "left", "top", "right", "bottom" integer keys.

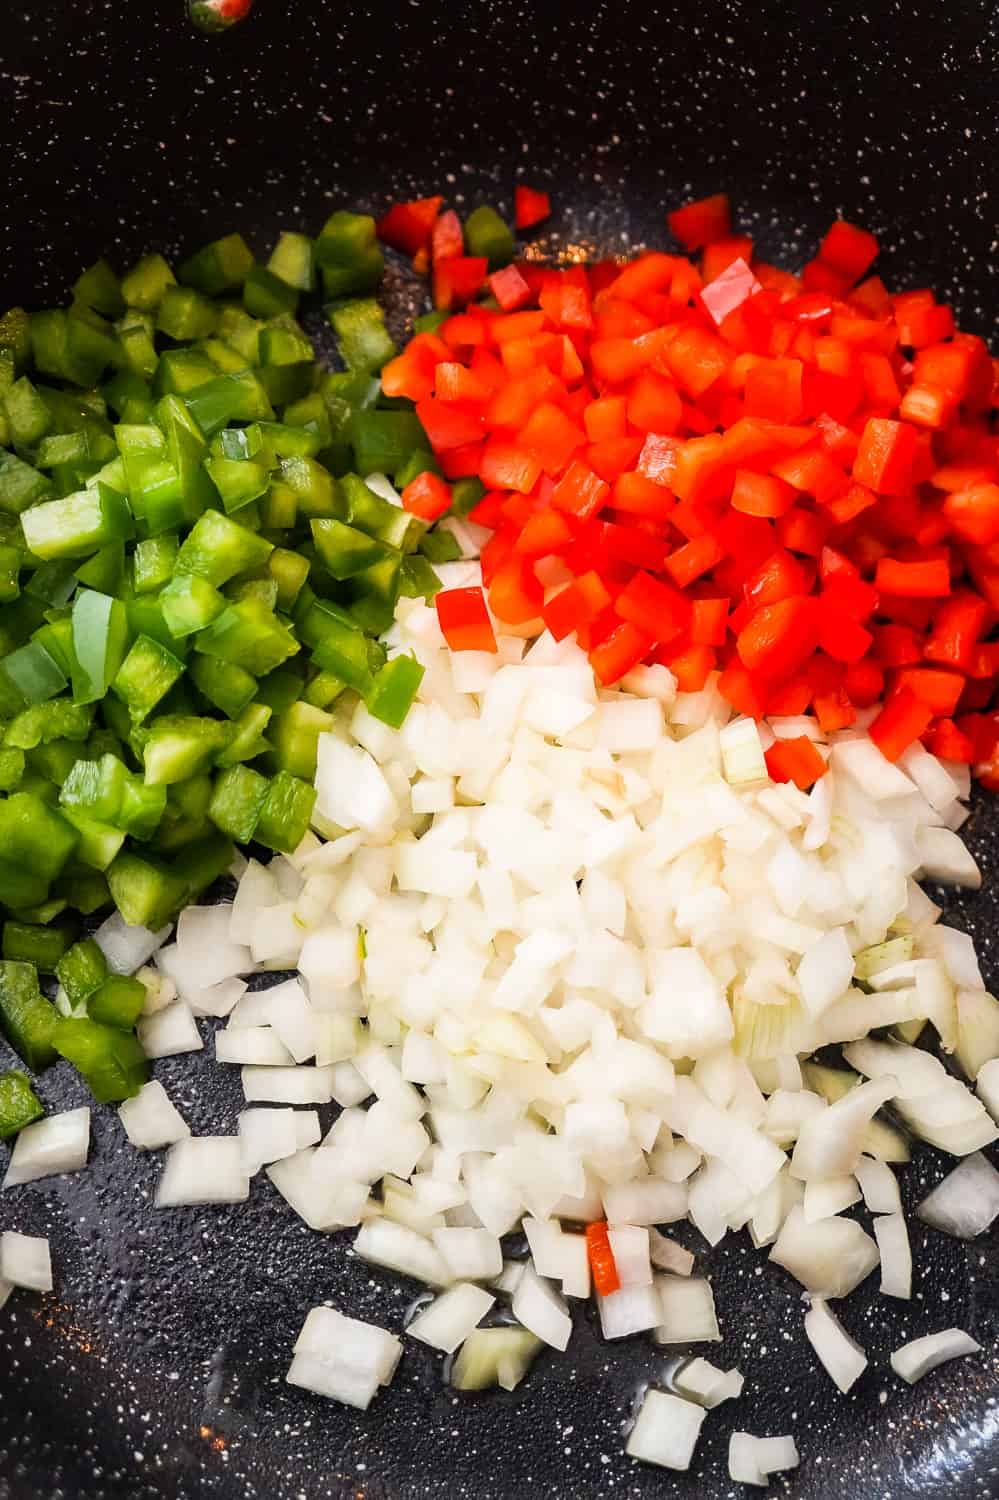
[
  {"left": 155, "top": 1138, "right": 249, "bottom": 1207},
  {"left": 118, "top": 1082, "right": 190, "bottom": 1151},
  {"left": 890, "top": 1328, "right": 980, "bottom": 1385},
  {"left": 804, "top": 1297, "right": 868, "bottom": 1393},
  {"left": 407, "top": 1283, "right": 495, "bottom": 1353},
  {"left": 626, "top": 1389, "right": 706, "bottom": 1471},
  {"left": 916, "top": 1152, "right": 999, "bottom": 1239},
  {"left": 0, "top": 1231, "right": 52, "bottom": 1293},
  {"left": 3, "top": 1107, "right": 90, "bottom": 1188}
]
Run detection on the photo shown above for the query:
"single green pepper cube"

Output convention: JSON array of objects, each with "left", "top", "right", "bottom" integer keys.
[
  {"left": 156, "top": 286, "right": 219, "bottom": 342},
  {"left": 27, "top": 735, "right": 82, "bottom": 784},
  {"left": 53, "top": 868, "right": 108, "bottom": 916},
  {"left": 0, "top": 960, "right": 58, "bottom": 1071},
  {"left": 254, "top": 769, "right": 317, "bottom": 854},
  {"left": 73, "top": 259, "right": 125, "bottom": 319},
  {"left": 175, "top": 508, "right": 274, "bottom": 587},
  {"left": 178, "top": 233, "right": 254, "bottom": 296},
  {"left": 349, "top": 410, "right": 427, "bottom": 480},
  {"left": 346, "top": 556, "right": 402, "bottom": 635},
  {"left": 184, "top": 370, "right": 273, "bottom": 435},
  {"left": 0, "top": 306, "right": 32, "bottom": 369},
  {"left": 3, "top": 376, "right": 52, "bottom": 447},
  {"left": 56, "top": 937, "right": 108, "bottom": 1007},
  {"left": 279, "top": 455, "right": 337, "bottom": 518},
  {"left": 327, "top": 298, "right": 396, "bottom": 374},
  {"left": 0, "top": 791, "right": 78, "bottom": 882},
  {"left": 0, "top": 861, "right": 49, "bottom": 910},
  {"left": 118, "top": 775, "right": 168, "bottom": 841},
  {"left": 75, "top": 540, "right": 125, "bottom": 595},
  {"left": 303, "top": 669, "right": 345, "bottom": 709},
  {"left": 464, "top": 205, "right": 515, "bottom": 269},
  {"left": 141, "top": 716, "right": 230, "bottom": 786},
  {"left": 311, "top": 516, "right": 393, "bottom": 579},
  {"left": 21, "top": 483, "right": 133, "bottom": 561},
  {"left": 60, "top": 752, "right": 128, "bottom": 824},
  {"left": 2, "top": 919, "right": 75, "bottom": 972},
  {"left": 259, "top": 480, "right": 298, "bottom": 531},
  {"left": 0, "top": 1069, "right": 45, "bottom": 1139},
  {"left": 244, "top": 266, "right": 299, "bottom": 319},
  {"left": 208, "top": 763, "right": 269, "bottom": 842},
  {"left": 256, "top": 418, "right": 321, "bottom": 462},
  {"left": 52, "top": 805, "right": 124, "bottom": 871},
  {"left": 52, "top": 1017, "right": 148, "bottom": 1103},
  {"left": 154, "top": 347, "right": 218, "bottom": 397},
  {"left": 112, "top": 635, "right": 185, "bottom": 723},
  {"left": 188, "top": 654, "right": 257, "bottom": 719},
  {"left": 160, "top": 573, "right": 227, "bottom": 638},
  {"left": 215, "top": 701, "right": 271, "bottom": 766},
  {"left": 5, "top": 699, "right": 93, "bottom": 750},
  {"left": 87, "top": 974, "right": 146, "bottom": 1030},
  {"left": 365, "top": 653, "right": 425, "bottom": 730},
  {"left": 253, "top": 663, "right": 304, "bottom": 715},
  {"left": 2, "top": 641, "right": 67, "bottom": 704},
  {"left": 216, "top": 305, "right": 262, "bottom": 363},
  {"left": 315, "top": 211, "right": 384, "bottom": 298},
  {"left": 35, "top": 430, "right": 91, "bottom": 468},
  {"left": 0, "top": 450, "right": 53, "bottom": 516},
  {"left": 193, "top": 596, "right": 299, "bottom": 677},
  {"left": 71, "top": 589, "right": 129, "bottom": 704},
  {"left": 266, "top": 547, "right": 310, "bottom": 612},
  {"left": 121, "top": 254, "right": 177, "bottom": 312},
  {"left": 267, "top": 232, "right": 315, "bottom": 293},
  {"left": 115, "top": 313, "right": 159, "bottom": 381},
  {"left": 133, "top": 534, "right": 179, "bottom": 595},
  {"left": 204, "top": 455, "right": 270, "bottom": 514},
  {"left": 335, "top": 472, "right": 411, "bottom": 548},
  {"left": 125, "top": 596, "right": 181, "bottom": 654},
  {"left": 271, "top": 700, "right": 334, "bottom": 780},
  {"left": 107, "top": 850, "right": 186, "bottom": 930}
]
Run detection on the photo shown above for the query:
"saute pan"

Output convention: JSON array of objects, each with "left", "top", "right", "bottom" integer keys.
[{"left": 1, "top": 2, "right": 997, "bottom": 1495}]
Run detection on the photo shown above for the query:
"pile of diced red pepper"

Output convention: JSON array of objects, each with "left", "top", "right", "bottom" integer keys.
[{"left": 377, "top": 190, "right": 999, "bottom": 789}]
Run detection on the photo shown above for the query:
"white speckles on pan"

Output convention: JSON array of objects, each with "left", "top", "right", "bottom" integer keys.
[{"left": 1, "top": 2, "right": 999, "bottom": 1498}]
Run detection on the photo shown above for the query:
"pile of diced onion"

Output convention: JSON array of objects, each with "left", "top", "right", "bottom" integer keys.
[{"left": 6, "top": 519, "right": 999, "bottom": 1484}]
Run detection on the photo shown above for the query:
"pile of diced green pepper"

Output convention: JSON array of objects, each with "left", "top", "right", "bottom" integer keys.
[{"left": 0, "top": 211, "right": 471, "bottom": 1119}]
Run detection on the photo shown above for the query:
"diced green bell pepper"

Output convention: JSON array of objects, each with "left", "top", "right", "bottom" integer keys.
[
  {"left": 279, "top": 455, "right": 336, "bottom": 517},
  {"left": 52, "top": 1017, "right": 148, "bottom": 1103},
  {"left": 184, "top": 370, "right": 273, "bottom": 435},
  {"left": 5, "top": 699, "right": 93, "bottom": 750},
  {"left": 159, "top": 573, "right": 226, "bottom": 638},
  {"left": 56, "top": 937, "right": 108, "bottom": 1007},
  {"left": 107, "top": 849, "right": 187, "bottom": 930},
  {"left": 133, "top": 533, "right": 179, "bottom": 594},
  {"left": 208, "top": 763, "right": 268, "bottom": 842},
  {"left": 204, "top": 454, "right": 270, "bottom": 514},
  {"left": 0, "top": 960, "right": 58, "bottom": 1071},
  {"left": 311, "top": 516, "right": 393, "bottom": 579},
  {"left": 0, "top": 1069, "right": 45, "bottom": 1139},
  {"left": 193, "top": 596, "right": 299, "bottom": 676},
  {"left": 365, "top": 653, "right": 425, "bottom": 729},
  {"left": 349, "top": 410, "right": 427, "bottom": 478},
  {"left": 71, "top": 589, "right": 129, "bottom": 703},
  {"left": 60, "top": 752, "right": 127, "bottom": 824},
  {"left": 2, "top": 640, "right": 68, "bottom": 704},
  {"left": 140, "top": 716, "right": 230, "bottom": 785},
  {"left": 315, "top": 211, "right": 384, "bottom": 299},
  {"left": 178, "top": 233, "right": 254, "bottom": 296},
  {"left": 112, "top": 635, "right": 186, "bottom": 722},
  {"left": 2, "top": 919, "right": 75, "bottom": 972},
  {"left": 328, "top": 298, "right": 396, "bottom": 373},
  {"left": 175, "top": 508, "right": 273, "bottom": 586},
  {"left": 271, "top": 700, "right": 334, "bottom": 779},
  {"left": 464, "top": 205, "right": 515, "bottom": 268},
  {"left": 267, "top": 232, "right": 315, "bottom": 292},
  {"left": 87, "top": 973, "right": 146, "bottom": 1030},
  {"left": 253, "top": 769, "right": 317, "bottom": 854},
  {"left": 0, "top": 449, "right": 53, "bottom": 515},
  {"left": 0, "top": 791, "right": 78, "bottom": 881},
  {"left": 3, "top": 376, "right": 52, "bottom": 447},
  {"left": 156, "top": 286, "right": 218, "bottom": 342},
  {"left": 21, "top": 483, "right": 133, "bottom": 561},
  {"left": 76, "top": 539, "right": 125, "bottom": 594},
  {"left": 244, "top": 266, "right": 299, "bottom": 319},
  {"left": 73, "top": 259, "right": 125, "bottom": 319},
  {"left": 215, "top": 701, "right": 271, "bottom": 766},
  {"left": 0, "top": 747, "right": 25, "bottom": 790},
  {"left": 121, "top": 254, "right": 177, "bottom": 312},
  {"left": 188, "top": 654, "right": 257, "bottom": 718}
]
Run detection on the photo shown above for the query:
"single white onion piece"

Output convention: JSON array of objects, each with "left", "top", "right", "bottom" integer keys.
[
  {"left": 654, "top": 1275, "right": 720, "bottom": 1344},
  {"left": 137, "top": 1002, "right": 203, "bottom": 1059},
  {"left": 174, "top": 904, "right": 253, "bottom": 986},
  {"left": 853, "top": 1155, "right": 902, "bottom": 1215},
  {"left": 216, "top": 1026, "right": 295, "bottom": 1067},
  {"left": 431, "top": 1227, "right": 502, "bottom": 1283},
  {"left": 155, "top": 1138, "right": 249, "bottom": 1207},
  {"left": 873, "top": 1212, "right": 911, "bottom": 1299},
  {"left": 238, "top": 1108, "right": 307, "bottom": 1174},
  {"left": 407, "top": 1283, "right": 495, "bottom": 1353},
  {"left": 770, "top": 1206, "right": 878, "bottom": 1299},
  {"left": 355, "top": 1219, "right": 452, "bottom": 1288},
  {"left": 977, "top": 1057, "right": 999, "bottom": 1121},
  {"left": 118, "top": 1082, "right": 190, "bottom": 1150},
  {"left": 0, "top": 1232, "right": 52, "bottom": 1292},
  {"left": 626, "top": 1389, "right": 706, "bottom": 1471},
  {"left": 511, "top": 1263, "right": 572, "bottom": 1350},
  {"left": 804, "top": 1297, "right": 867, "bottom": 1393},
  {"left": 241, "top": 1066, "right": 335, "bottom": 1105},
  {"left": 450, "top": 1325, "right": 542, "bottom": 1391},
  {"left": 295, "top": 1304, "right": 401, "bottom": 1385},
  {"left": 94, "top": 912, "right": 169, "bottom": 975},
  {"left": 3, "top": 1107, "right": 90, "bottom": 1188},
  {"left": 648, "top": 1228, "right": 695, "bottom": 1277},
  {"left": 598, "top": 1283, "right": 663, "bottom": 1340},
  {"left": 790, "top": 1078, "right": 896, "bottom": 1183},
  {"left": 916, "top": 1152, "right": 999, "bottom": 1239},
  {"left": 890, "top": 1328, "right": 981, "bottom": 1385},
  {"left": 607, "top": 1225, "right": 652, "bottom": 1287},
  {"left": 674, "top": 1357, "right": 744, "bottom": 1408},
  {"left": 728, "top": 1432, "right": 766, "bottom": 1487}
]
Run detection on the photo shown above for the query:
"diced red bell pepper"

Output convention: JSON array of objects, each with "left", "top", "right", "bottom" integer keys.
[
  {"left": 892, "top": 667, "right": 965, "bottom": 717},
  {"left": 730, "top": 470, "right": 797, "bottom": 517},
  {"left": 611, "top": 471, "right": 674, "bottom": 519},
  {"left": 869, "top": 686, "right": 934, "bottom": 761},
  {"left": 852, "top": 417, "right": 919, "bottom": 495},
  {"left": 668, "top": 193, "right": 732, "bottom": 251},
  {"left": 518, "top": 402, "right": 586, "bottom": 475},
  {"left": 488, "top": 264, "right": 533, "bottom": 312},
  {"left": 436, "top": 587, "right": 497, "bottom": 652},
  {"left": 513, "top": 509, "right": 573, "bottom": 557},
  {"left": 744, "top": 359, "right": 804, "bottom": 423},
  {"left": 590, "top": 622, "right": 656, "bottom": 685},
  {"left": 542, "top": 571, "right": 612, "bottom": 641},
  {"left": 626, "top": 371, "right": 683, "bottom": 433},
  {"left": 943, "top": 483, "right": 999, "bottom": 545},
  {"left": 818, "top": 220, "right": 879, "bottom": 282},
  {"left": 551, "top": 460, "right": 610, "bottom": 521},
  {"left": 432, "top": 210, "right": 464, "bottom": 263},
  {"left": 488, "top": 560, "right": 544, "bottom": 624},
  {"left": 401, "top": 471, "right": 452, "bottom": 522},
  {"left": 718, "top": 659, "right": 769, "bottom": 718},
  {"left": 874, "top": 556, "right": 950, "bottom": 598},
  {"left": 924, "top": 592, "right": 990, "bottom": 669},
  {"left": 433, "top": 256, "right": 489, "bottom": 310},
  {"left": 699, "top": 257, "right": 761, "bottom": 327},
  {"left": 415, "top": 398, "right": 485, "bottom": 451},
  {"left": 924, "top": 718, "right": 975, "bottom": 764},
  {"left": 479, "top": 438, "right": 543, "bottom": 494},
  {"left": 737, "top": 595, "right": 821, "bottom": 681},
  {"left": 377, "top": 196, "right": 443, "bottom": 256},
  {"left": 614, "top": 570, "right": 691, "bottom": 644},
  {"left": 765, "top": 735, "right": 828, "bottom": 790},
  {"left": 514, "top": 185, "right": 552, "bottom": 231}
]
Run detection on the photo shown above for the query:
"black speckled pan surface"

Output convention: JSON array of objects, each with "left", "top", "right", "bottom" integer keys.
[{"left": 2, "top": 2, "right": 999, "bottom": 1496}]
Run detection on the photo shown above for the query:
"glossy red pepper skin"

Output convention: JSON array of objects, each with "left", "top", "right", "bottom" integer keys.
[{"left": 189, "top": 0, "right": 252, "bottom": 32}]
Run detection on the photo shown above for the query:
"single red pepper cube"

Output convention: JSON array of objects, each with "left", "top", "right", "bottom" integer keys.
[
  {"left": 852, "top": 417, "right": 919, "bottom": 495},
  {"left": 488, "top": 264, "right": 533, "bottom": 312},
  {"left": 376, "top": 196, "right": 443, "bottom": 256},
  {"left": 589, "top": 621, "right": 655, "bottom": 685},
  {"left": 401, "top": 471, "right": 452, "bottom": 522},
  {"left": 514, "top": 185, "right": 552, "bottom": 231},
  {"left": 668, "top": 192, "right": 732, "bottom": 251},
  {"left": 869, "top": 686, "right": 934, "bottom": 761},
  {"left": 765, "top": 735, "right": 829, "bottom": 790},
  {"left": 551, "top": 459, "right": 610, "bottom": 521},
  {"left": 435, "top": 587, "right": 497, "bottom": 653}
]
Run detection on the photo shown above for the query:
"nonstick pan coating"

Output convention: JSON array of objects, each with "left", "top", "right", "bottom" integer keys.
[{"left": 1, "top": 3, "right": 998, "bottom": 1496}]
